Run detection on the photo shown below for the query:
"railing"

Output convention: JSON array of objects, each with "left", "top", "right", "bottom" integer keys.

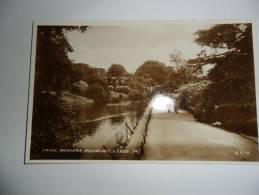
[
  {"left": 99, "top": 114, "right": 137, "bottom": 160},
  {"left": 89, "top": 105, "right": 153, "bottom": 160},
  {"left": 120, "top": 106, "right": 152, "bottom": 160}
]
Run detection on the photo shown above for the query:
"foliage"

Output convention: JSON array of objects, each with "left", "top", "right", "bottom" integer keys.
[
  {"left": 35, "top": 26, "right": 87, "bottom": 93},
  {"left": 86, "top": 67, "right": 108, "bottom": 86},
  {"left": 114, "top": 86, "right": 130, "bottom": 94},
  {"left": 85, "top": 83, "right": 110, "bottom": 104},
  {"left": 188, "top": 23, "right": 257, "bottom": 136},
  {"left": 176, "top": 80, "right": 211, "bottom": 113},
  {"left": 194, "top": 23, "right": 255, "bottom": 92},
  {"left": 128, "top": 77, "right": 150, "bottom": 100},
  {"left": 71, "top": 63, "right": 110, "bottom": 101},
  {"left": 31, "top": 26, "right": 88, "bottom": 158},
  {"left": 195, "top": 24, "right": 252, "bottom": 50},
  {"left": 108, "top": 64, "right": 128, "bottom": 77},
  {"left": 167, "top": 65, "right": 201, "bottom": 89},
  {"left": 128, "top": 89, "right": 143, "bottom": 100},
  {"left": 71, "top": 80, "right": 88, "bottom": 96},
  {"left": 135, "top": 60, "right": 169, "bottom": 85},
  {"left": 71, "top": 63, "right": 90, "bottom": 82}
]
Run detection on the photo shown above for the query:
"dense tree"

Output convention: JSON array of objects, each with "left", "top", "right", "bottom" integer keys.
[
  {"left": 188, "top": 23, "right": 257, "bottom": 136},
  {"left": 127, "top": 77, "right": 149, "bottom": 100},
  {"left": 193, "top": 23, "right": 255, "bottom": 104},
  {"left": 135, "top": 60, "right": 169, "bottom": 85},
  {"left": 87, "top": 67, "right": 108, "bottom": 86},
  {"left": 85, "top": 83, "right": 110, "bottom": 104},
  {"left": 71, "top": 63, "right": 108, "bottom": 95},
  {"left": 34, "top": 25, "right": 87, "bottom": 94},
  {"left": 71, "top": 80, "right": 88, "bottom": 96},
  {"left": 71, "top": 63, "right": 90, "bottom": 82},
  {"left": 108, "top": 64, "right": 127, "bottom": 77},
  {"left": 31, "top": 26, "right": 88, "bottom": 158}
]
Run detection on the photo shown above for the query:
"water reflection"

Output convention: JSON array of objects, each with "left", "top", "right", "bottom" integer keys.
[
  {"left": 78, "top": 120, "right": 102, "bottom": 136},
  {"left": 109, "top": 115, "right": 125, "bottom": 125},
  {"left": 72, "top": 101, "right": 146, "bottom": 149},
  {"left": 74, "top": 115, "right": 127, "bottom": 149}
]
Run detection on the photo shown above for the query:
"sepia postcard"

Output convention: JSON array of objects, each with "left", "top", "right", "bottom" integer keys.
[{"left": 25, "top": 20, "right": 259, "bottom": 163}]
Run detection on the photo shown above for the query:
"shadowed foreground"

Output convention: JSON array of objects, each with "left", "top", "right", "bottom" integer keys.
[{"left": 143, "top": 110, "right": 258, "bottom": 161}]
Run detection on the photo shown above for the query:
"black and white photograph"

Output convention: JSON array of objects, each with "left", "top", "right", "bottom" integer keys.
[{"left": 25, "top": 21, "right": 258, "bottom": 162}]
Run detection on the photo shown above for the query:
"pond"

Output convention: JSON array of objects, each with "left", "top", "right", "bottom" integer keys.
[{"left": 72, "top": 100, "right": 147, "bottom": 151}]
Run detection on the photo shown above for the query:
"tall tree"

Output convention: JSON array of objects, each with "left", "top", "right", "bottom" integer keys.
[
  {"left": 34, "top": 25, "right": 87, "bottom": 94},
  {"left": 188, "top": 23, "right": 257, "bottom": 136},
  {"left": 31, "top": 26, "right": 88, "bottom": 158},
  {"left": 192, "top": 23, "right": 255, "bottom": 104}
]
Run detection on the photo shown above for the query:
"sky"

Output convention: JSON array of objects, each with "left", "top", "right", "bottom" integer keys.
[{"left": 66, "top": 23, "right": 213, "bottom": 73}]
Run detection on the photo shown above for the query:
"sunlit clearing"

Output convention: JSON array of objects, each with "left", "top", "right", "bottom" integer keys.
[{"left": 151, "top": 94, "right": 175, "bottom": 112}]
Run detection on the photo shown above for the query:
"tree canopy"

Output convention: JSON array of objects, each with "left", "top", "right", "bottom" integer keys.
[
  {"left": 71, "top": 63, "right": 90, "bottom": 82},
  {"left": 107, "top": 64, "right": 128, "bottom": 77},
  {"left": 191, "top": 23, "right": 255, "bottom": 103},
  {"left": 135, "top": 60, "right": 169, "bottom": 85}
]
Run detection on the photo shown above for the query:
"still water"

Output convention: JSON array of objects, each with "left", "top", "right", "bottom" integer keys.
[{"left": 72, "top": 101, "right": 144, "bottom": 149}]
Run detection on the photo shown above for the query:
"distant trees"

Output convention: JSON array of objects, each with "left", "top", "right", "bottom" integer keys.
[
  {"left": 166, "top": 50, "right": 201, "bottom": 90},
  {"left": 71, "top": 63, "right": 108, "bottom": 86},
  {"left": 127, "top": 77, "right": 149, "bottom": 100},
  {"left": 86, "top": 67, "right": 108, "bottom": 86},
  {"left": 135, "top": 60, "right": 169, "bottom": 85},
  {"left": 71, "top": 80, "right": 88, "bottom": 96},
  {"left": 108, "top": 64, "right": 128, "bottom": 77},
  {"left": 133, "top": 59, "right": 199, "bottom": 94},
  {"left": 70, "top": 63, "right": 111, "bottom": 103},
  {"left": 170, "top": 50, "right": 186, "bottom": 67},
  {"left": 71, "top": 63, "right": 90, "bottom": 83},
  {"left": 70, "top": 58, "right": 205, "bottom": 104},
  {"left": 167, "top": 65, "right": 200, "bottom": 90},
  {"left": 86, "top": 83, "right": 110, "bottom": 104}
]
